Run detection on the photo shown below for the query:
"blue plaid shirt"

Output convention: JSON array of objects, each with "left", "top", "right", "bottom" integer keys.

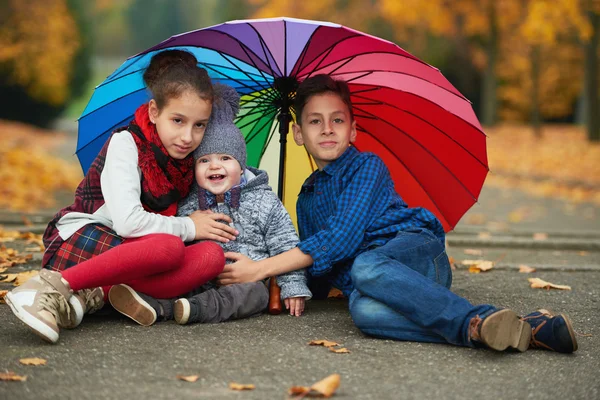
[{"left": 296, "top": 146, "right": 445, "bottom": 297}]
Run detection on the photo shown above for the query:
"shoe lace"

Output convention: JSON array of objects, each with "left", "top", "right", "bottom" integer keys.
[
  {"left": 39, "top": 290, "right": 71, "bottom": 327},
  {"left": 78, "top": 288, "right": 105, "bottom": 314}
]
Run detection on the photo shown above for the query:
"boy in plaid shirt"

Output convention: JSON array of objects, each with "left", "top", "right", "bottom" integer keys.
[{"left": 218, "top": 74, "right": 578, "bottom": 354}]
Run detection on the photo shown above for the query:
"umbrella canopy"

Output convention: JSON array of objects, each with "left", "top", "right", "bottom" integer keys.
[{"left": 77, "top": 17, "right": 488, "bottom": 231}]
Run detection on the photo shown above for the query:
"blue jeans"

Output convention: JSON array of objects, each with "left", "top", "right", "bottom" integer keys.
[{"left": 348, "top": 228, "right": 496, "bottom": 347}]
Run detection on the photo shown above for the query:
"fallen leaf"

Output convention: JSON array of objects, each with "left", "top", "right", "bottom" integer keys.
[
  {"left": 0, "top": 371, "right": 27, "bottom": 381},
  {"left": 24, "top": 246, "right": 43, "bottom": 252},
  {"left": 518, "top": 264, "right": 536, "bottom": 273},
  {"left": 329, "top": 347, "right": 350, "bottom": 354},
  {"left": 229, "top": 382, "right": 255, "bottom": 391},
  {"left": 448, "top": 256, "right": 457, "bottom": 270},
  {"left": 0, "top": 290, "right": 7, "bottom": 303},
  {"left": 21, "top": 216, "right": 33, "bottom": 227},
  {"left": 528, "top": 277, "right": 571, "bottom": 291},
  {"left": 463, "top": 249, "right": 483, "bottom": 256},
  {"left": 462, "top": 260, "right": 494, "bottom": 273},
  {"left": 19, "top": 357, "right": 47, "bottom": 366},
  {"left": 532, "top": 233, "right": 548, "bottom": 241},
  {"left": 14, "top": 270, "right": 39, "bottom": 286},
  {"left": 176, "top": 375, "right": 199, "bottom": 382},
  {"left": 477, "top": 232, "right": 492, "bottom": 240},
  {"left": 327, "top": 288, "right": 344, "bottom": 299},
  {"left": 289, "top": 374, "right": 341, "bottom": 398},
  {"left": 308, "top": 340, "right": 339, "bottom": 348},
  {"left": 0, "top": 274, "right": 17, "bottom": 283},
  {"left": 578, "top": 251, "right": 589, "bottom": 256}
]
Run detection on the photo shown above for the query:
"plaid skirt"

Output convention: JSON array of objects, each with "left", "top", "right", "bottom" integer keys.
[{"left": 45, "top": 224, "right": 124, "bottom": 272}]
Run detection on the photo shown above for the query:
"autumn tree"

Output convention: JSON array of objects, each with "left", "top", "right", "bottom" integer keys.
[{"left": 0, "top": 0, "right": 89, "bottom": 127}]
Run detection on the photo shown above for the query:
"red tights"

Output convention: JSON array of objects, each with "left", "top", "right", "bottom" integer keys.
[{"left": 60, "top": 234, "right": 224, "bottom": 299}]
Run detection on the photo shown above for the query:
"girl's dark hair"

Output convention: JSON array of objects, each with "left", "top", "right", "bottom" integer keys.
[
  {"left": 143, "top": 49, "right": 214, "bottom": 110},
  {"left": 293, "top": 74, "right": 354, "bottom": 124}
]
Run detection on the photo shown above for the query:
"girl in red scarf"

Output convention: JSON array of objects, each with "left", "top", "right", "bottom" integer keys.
[{"left": 6, "top": 50, "right": 237, "bottom": 344}]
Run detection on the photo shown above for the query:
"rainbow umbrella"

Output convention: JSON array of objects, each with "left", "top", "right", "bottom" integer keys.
[{"left": 77, "top": 17, "right": 487, "bottom": 231}]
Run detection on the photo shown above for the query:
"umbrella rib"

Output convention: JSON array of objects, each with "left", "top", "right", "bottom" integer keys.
[
  {"left": 201, "top": 62, "right": 270, "bottom": 94},
  {"left": 237, "top": 104, "right": 278, "bottom": 125},
  {"left": 208, "top": 52, "right": 273, "bottom": 93},
  {"left": 351, "top": 90, "right": 487, "bottom": 139},
  {"left": 352, "top": 104, "right": 483, "bottom": 201},
  {"left": 258, "top": 116, "right": 280, "bottom": 161},
  {"left": 76, "top": 116, "right": 132, "bottom": 154},
  {"left": 246, "top": 22, "right": 282, "bottom": 78},
  {"left": 236, "top": 106, "right": 277, "bottom": 131},
  {"left": 244, "top": 110, "right": 278, "bottom": 145},
  {"left": 78, "top": 87, "right": 148, "bottom": 121}
]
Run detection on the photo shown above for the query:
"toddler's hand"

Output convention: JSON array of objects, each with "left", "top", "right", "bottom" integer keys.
[
  {"left": 189, "top": 210, "right": 238, "bottom": 242},
  {"left": 284, "top": 297, "right": 305, "bottom": 317}
]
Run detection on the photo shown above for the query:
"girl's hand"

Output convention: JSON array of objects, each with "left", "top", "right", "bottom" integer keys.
[
  {"left": 189, "top": 210, "right": 238, "bottom": 242},
  {"left": 284, "top": 297, "right": 305, "bottom": 317}
]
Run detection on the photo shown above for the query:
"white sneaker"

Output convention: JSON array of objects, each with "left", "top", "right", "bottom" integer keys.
[{"left": 5, "top": 269, "right": 73, "bottom": 344}]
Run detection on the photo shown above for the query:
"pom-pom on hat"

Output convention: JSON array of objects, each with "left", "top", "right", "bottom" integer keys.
[{"left": 194, "top": 83, "right": 246, "bottom": 170}]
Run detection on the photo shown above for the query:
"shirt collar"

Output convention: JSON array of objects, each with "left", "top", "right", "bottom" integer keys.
[
  {"left": 321, "top": 146, "right": 359, "bottom": 176},
  {"left": 300, "top": 146, "right": 358, "bottom": 192}
]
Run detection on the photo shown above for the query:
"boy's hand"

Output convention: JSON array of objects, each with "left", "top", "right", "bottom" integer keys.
[
  {"left": 189, "top": 210, "right": 238, "bottom": 242},
  {"left": 284, "top": 297, "right": 305, "bottom": 317},
  {"left": 218, "top": 252, "right": 266, "bottom": 284}
]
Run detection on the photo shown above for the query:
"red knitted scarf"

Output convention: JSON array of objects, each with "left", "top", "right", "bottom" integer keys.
[{"left": 130, "top": 103, "right": 195, "bottom": 215}]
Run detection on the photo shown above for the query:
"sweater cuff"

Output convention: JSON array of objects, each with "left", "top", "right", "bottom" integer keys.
[
  {"left": 183, "top": 217, "right": 196, "bottom": 242},
  {"left": 279, "top": 281, "right": 313, "bottom": 300}
]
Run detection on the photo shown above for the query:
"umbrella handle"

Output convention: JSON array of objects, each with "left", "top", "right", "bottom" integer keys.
[{"left": 268, "top": 277, "right": 282, "bottom": 315}]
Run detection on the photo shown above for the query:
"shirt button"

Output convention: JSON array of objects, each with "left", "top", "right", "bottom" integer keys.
[{"left": 321, "top": 246, "right": 327, "bottom": 251}]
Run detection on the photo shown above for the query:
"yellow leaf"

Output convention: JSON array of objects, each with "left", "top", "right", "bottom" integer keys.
[
  {"left": 528, "top": 278, "right": 571, "bottom": 290},
  {"left": 463, "top": 249, "right": 483, "bottom": 256},
  {"left": 477, "top": 232, "right": 492, "bottom": 240},
  {"left": 14, "top": 270, "right": 38, "bottom": 286},
  {"left": 0, "top": 274, "right": 17, "bottom": 283},
  {"left": 518, "top": 264, "right": 536, "bottom": 273},
  {"left": 308, "top": 340, "right": 340, "bottom": 348},
  {"left": 329, "top": 347, "right": 350, "bottom": 354},
  {"left": 229, "top": 382, "right": 255, "bottom": 391},
  {"left": 0, "top": 371, "right": 27, "bottom": 381},
  {"left": 176, "top": 375, "right": 199, "bottom": 382},
  {"left": 462, "top": 260, "right": 494, "bottom": 273},
  {"left": 289, "top": 374, "right": 341, "bottom": 398},
  {"left": 19, "top": 357, "right": 47, "bottom": 366},
  {"left": 533, "top": 233, "right": 548, "bottom": 241}
]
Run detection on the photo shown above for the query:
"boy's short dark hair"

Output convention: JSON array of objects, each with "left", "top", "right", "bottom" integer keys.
[{"left": 293, "top": 74, "right": 354, "bottom": 124}]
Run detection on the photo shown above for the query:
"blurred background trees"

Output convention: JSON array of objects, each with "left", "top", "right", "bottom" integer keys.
[{"left": 0, "top": 0, "right": 598, "bottom": 141}]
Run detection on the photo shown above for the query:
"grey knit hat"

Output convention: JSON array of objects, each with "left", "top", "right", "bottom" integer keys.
[{"left": 194, "top": 83, "right": 246, "bottom": 170}]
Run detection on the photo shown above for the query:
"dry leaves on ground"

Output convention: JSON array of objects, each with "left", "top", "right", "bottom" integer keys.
[
  {"left": 0, "top": 244, "right": 33, "bottom": 269},
  {"left": 288, "top": 374, "right": 341, "bottom": 399},
  {"left": 329, "top": 348, "right": 350, "bottom": 354},
  {"left": 528, "top": 277, "right": 571, "bottom": 290},
  {"left": 0, "top": 120, "right": 82, "bottom": 212},
  {"left": 176, "top": 375, "right": 199, "bottom": 382},
  {"left": 461, "top": 260, "right": 494, "bottom": 273},
  {"left": 532, "top": 233, "right": 548, "bottom": 241},
  {"left": 229, "top": 382, "right": 256, "bottom": 391},
  {"left": 463, "top": 249, "right": 483, "bottom": 256},
  {"left": 308, "top": 340, "right": 339, "bottom": 348},
  {"left": 519, "top": 264, "right": 537, "bottom": 273},
  {"left": 0, "top": 371, "right": 27, "bottom": 381},
  {"left": 0, "top": 270, "right": 38, "bottom": 286},
  {"left": 485, "top": 125, "right": 600, "bottom": 205},
  {"left": 0, "top": 290, "right": 7, "bottom": 303},
  {"left": 19, "top": 358, "right": 47, "bottom": 366},
  {"left": 327, "top": 288, "right": 344, "bottom": 299}
]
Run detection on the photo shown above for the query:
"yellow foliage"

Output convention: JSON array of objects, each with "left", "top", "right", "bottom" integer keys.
[
  {"left": 0, "top": 0, "right": 80, "bottom": 105},
  {"left": 485, "top": 125, "right": 600, "bottom": 205},
  {"left": 0, "top": 120, "right": 82, "bottom": 212}
]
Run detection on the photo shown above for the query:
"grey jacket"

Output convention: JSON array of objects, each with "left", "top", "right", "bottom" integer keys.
[{"left": 178, "top": 167, "right": 312, "bottom": 300}]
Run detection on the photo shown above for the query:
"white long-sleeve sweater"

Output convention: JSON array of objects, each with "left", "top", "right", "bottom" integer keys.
[{"left": 55, "top": 130, "right": 196, "bottom": 242}]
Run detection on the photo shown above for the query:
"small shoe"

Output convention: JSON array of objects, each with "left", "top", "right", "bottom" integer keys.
[
  {"left": 173, "top": 298, "right": 191, "bottom": 325},
  {"left": 108, "top": 284, "right": 165, "bottom": 326},
  {"left": 522, "top": 309, "right": 578, "bottom": 353},
  {"left": 469, "top": 309, "right": 531, "bottom": 352},
  {"left": 64, "top": 287, "right": 105, "bottom": 329},
  {"left": 5, "top": 269, "right": 73, "bottom": 344}
]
